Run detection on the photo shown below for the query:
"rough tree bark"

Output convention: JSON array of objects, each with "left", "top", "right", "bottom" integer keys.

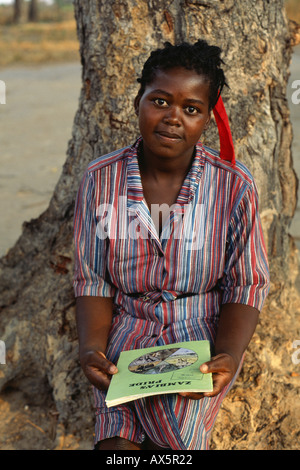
[
  {"left": 13, "top": 0, "right": 22, "bottom": 24},
  {"left": 0, "top": 0, "right": 299, "bottom": 449},
  {"left": 28, "top": 0, "right": 39, "bottom": 23}
]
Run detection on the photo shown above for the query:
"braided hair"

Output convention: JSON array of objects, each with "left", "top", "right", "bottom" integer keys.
[{"left": 137, "top": 40, "right": 227, "bottom": 111}]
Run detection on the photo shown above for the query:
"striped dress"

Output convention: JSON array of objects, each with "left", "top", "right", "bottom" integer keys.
[{"left": 73, "top": 137, "right": 270, "bottom": 449}]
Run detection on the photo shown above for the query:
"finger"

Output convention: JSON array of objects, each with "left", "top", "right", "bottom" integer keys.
[
  {"left": 85, "top": 360, "right": 118, "bottom": 390},
  {"left": 202, "top": 369, "right": 233, "bottom": 398},
  {"left": 178, "top": 392, "right": 205, "bottom": 400},
  {"left": 85, "top": 367, "right": 112, "bottom": 390},
  {"left": 82, "top": 350, "right": 118, "bottom": 375},
  {"left": 200, "top": 354, "right": 232, "bottom": 374},
  {"left": 97, "top": 351, "right": 118, "bottom": 375},
  {"left": 212, "top": 369, "right": 232, "bottom": 390},
  {"left": 81, "top": 351, "right": 118, "bottom": 390}
]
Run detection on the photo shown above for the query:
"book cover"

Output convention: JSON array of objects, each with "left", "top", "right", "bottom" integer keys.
[{"left": 105, "top": 340, "right": 213, "bottom": 407}]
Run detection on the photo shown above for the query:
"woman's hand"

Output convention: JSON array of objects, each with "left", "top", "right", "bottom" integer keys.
[
  {"left": 80, "top": 349, "right": 118, "bottom": 391},
  {"left": 179, "top": 304, "right": 260, "bottom": 400},
  {"left": 75, "top": 296, "right": 116, "bottom": 391},
  {"left": 178, "top": 352, "right": 239, "bottom": 400}
]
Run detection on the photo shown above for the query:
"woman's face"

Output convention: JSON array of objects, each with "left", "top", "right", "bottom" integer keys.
[{"left": 135, "top": 67, "right": 211, "bottom": 165}]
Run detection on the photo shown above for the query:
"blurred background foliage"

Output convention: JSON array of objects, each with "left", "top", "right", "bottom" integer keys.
[
  {"left": 0, "top": 0, "right": 78, "bottom": 66},
  {"left": 0, "top": 0, "right": 299, "bottom": 67}
]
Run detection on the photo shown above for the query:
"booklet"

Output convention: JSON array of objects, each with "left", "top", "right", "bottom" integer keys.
[{"left": 105, "top": 340, "right": 213, "bottom": 407}]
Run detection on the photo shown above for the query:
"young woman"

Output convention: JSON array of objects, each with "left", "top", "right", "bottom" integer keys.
[{"left": 73, "top": 40, "right": 270, "bottom": 450}]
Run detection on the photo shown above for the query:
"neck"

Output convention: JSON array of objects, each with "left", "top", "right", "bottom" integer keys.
[{"left": 138, "top": 144, "right": 195, "bottom": 182}]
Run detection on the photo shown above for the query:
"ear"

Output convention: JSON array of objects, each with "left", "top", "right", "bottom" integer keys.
[
  {"left": 134, "top": 94, "right": 141, "bottom": 116},
  {"left": 204, "top": 112, "right": 211, "bottom": 130}
]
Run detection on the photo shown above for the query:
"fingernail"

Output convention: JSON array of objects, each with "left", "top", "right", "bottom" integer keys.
[
  {"left": 201, "top": 364, "right": 208, "bottom": 373},
  {"left": 109, "top": 365, "right": 117, "bottom": 374}
]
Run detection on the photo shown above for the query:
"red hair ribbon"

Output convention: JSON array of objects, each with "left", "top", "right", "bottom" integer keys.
[{"left": 212, "top": 96, "right": 235, "bottom": 165}]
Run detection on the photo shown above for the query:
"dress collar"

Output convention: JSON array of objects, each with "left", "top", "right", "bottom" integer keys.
[{"left": 127, "top": 136, "right": 205, "bottom": 206}]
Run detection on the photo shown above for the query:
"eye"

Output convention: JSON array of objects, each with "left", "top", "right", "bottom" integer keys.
[
  {"left": 153, "top": 98, "right": 168, "bottom": 107},
  {"left": 185, "top": 106, "right": 199, "bottom": 115}
]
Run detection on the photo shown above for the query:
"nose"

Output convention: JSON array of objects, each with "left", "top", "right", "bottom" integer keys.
[{"left": 163, "top": 105, "right": 181, "bottom": 126}]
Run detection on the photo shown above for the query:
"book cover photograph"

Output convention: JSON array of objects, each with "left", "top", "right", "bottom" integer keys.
[{"left": 105, "top": 340, "right": 213, "bottom": 407}]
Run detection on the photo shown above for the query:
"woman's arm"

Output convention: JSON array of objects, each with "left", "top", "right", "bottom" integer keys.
[
  {"left": 76, "top": 296, "right": 118, "bottom": 391},
  {"left": 202, "top": 302, "right": 259, "bottom": 396},
  {"left": 213, "top": 302, "right": 259, "bottom": 364},
  {"left": 179, "top": 303, "right": 259, "bottom": 400}
]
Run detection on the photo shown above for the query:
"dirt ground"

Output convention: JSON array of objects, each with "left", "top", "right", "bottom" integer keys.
[
  {"left": 0, "top": 46, "right": 299, "bottom": 450},
  {"left": 0, "top": 62, "right": 81, "bottom": 258},
  {"left": 0, "top": 388, "right": 91, "bottom": 450}
]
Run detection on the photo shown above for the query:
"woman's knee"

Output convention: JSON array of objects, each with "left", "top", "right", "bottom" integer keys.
[{"left": 94, "top": 437, "right": 143, "bottom": 450}]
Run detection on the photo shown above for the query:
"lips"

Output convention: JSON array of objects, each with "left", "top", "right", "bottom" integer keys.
[{"left": 156, "top": 130, "right": 182, "bottom": 141}]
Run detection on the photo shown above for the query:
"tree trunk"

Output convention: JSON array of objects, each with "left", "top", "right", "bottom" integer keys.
[
  {"left": 0, "top": 0, "right": 299, "bottom": 449},
  {"left": 28, "top": 0, "right": 38, "bottom": 22},
  {"left": 13, "top": 0, "right": 22, "bottom": 24}
]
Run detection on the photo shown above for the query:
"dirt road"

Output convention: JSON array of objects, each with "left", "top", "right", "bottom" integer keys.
[{"left": 0, "top": 62, "right": 81, "bottom": 256}]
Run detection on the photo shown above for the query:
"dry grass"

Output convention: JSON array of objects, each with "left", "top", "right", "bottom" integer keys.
[{"left": 0, "top": 4, "right": 79, "bottom": 66}]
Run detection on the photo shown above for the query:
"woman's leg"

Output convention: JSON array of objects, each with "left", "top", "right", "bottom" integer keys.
[
  {"left": 94, "top": 437, "right": 144, "bottom": 450},
  {"left": 94, "top": 436, "right": 169, "bottom": 450}
]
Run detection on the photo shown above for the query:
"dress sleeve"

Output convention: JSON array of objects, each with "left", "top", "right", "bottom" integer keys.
[
  {"left": 219, "top": 181, "right": 270, "bottom": 311},
  {"left": 73, "top": 169, "right": 116, "bottom": 298}
]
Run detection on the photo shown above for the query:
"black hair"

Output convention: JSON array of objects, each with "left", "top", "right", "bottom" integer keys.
[{"left": 137, "top": 40, "right": 227, "bottom": 111}]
